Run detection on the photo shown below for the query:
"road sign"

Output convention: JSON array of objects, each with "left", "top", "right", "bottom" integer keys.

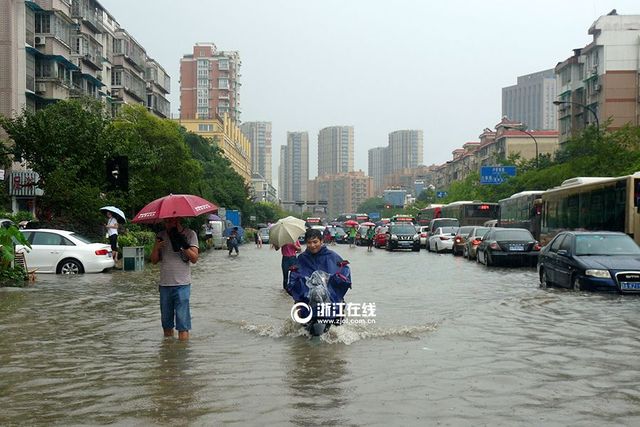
[
  {"left": 480, "top": 166, "right": 516, "bottom": 185},
  {"left": 436, "top": 191, "right": 448, "bottom": 198}
]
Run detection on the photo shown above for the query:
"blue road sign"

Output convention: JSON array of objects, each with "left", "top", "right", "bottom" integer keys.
[
  {"left": 368, "top": 212, "right": 381, "bottom": 220},
  {"left": 480, "top": 166, "right": 516, "bottom": 185},
  {"left": 436, "top": 191, "right": 448, "bottom": 198}
]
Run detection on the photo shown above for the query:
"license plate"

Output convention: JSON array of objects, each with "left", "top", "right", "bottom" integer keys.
[
  {"left": 510, "top": 245, "right": 524, "bottom": 251},
  {"left": 620, "top": 282, "right": 640, "bottom": 291}
]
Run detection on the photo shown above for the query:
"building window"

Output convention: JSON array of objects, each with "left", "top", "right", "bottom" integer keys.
[
  {"left": 35, "top": 13, "right": 51, "bottom": 33},
  {"left": 197, "top": 78, "right": 208, "bottom": 88},
  {"left": 198, "top": 124, "right": 213, "bottom": 132},
  {"left": 218, "top": 59, "right": 229, "bottom": 70},
  {"left": 197, "top": 68, "right": 209, "bottom": 77},
  {"left": 218, "top": 78, "right": 229, "bottom": 89},
  {"left": 112, "top": 70, "right": 122, "bottom": 86}
]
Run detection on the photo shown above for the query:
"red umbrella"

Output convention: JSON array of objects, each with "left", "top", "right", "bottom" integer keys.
[
  {"left": 361, "top": 221, "right": 376, "bottom": 227},
  {"left": 344, "top": 219, "right": 358, "bottom": 227},
  {"left": 132, "top": 194, "right": 218, "bottom": 223}
]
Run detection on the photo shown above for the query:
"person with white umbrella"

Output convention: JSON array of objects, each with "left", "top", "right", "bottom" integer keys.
[
  {"left": 100, "top": 206, "right": 126, "bottom": 267},
  {"left": 270, "top": 216, "right": 304, "bottom": 290}
]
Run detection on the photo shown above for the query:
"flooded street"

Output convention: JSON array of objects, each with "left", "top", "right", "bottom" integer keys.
[{"left": 2, "top": 244, "right": 640, "bottom": 426}]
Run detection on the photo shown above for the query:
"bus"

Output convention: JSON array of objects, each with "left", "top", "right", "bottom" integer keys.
[
  {"left": 390, "top": 214, "right": 415, "bottom": 224},
  {"left": 416, "top": 204, "right": 444, "bottom": 226},
  {"left": 305, "top": 217, "right": 323, "bottom": 227},
  {"left": 355, "top": 213, "right": 370, "bottom": 223},
  {"left": 498, "top": 191, "right": 544, "bottom": 239},
  {"left": 440, "top": 201, "right": 499, "bottom": 226},
  {"left": 540, "top": 173, "right": 640, "bottom": 245}
]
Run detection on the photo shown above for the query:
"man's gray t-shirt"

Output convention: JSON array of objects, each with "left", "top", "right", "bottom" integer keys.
[{"left": 157, "top": 227, "right": 198, "bottom": 286}]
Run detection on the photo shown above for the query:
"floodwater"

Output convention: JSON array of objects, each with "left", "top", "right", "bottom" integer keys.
[{"left": 1, "top": 243, "right": 640, "bottom": 426}]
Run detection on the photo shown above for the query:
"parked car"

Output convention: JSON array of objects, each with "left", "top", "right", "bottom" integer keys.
[
  {"left": 483, "top": 219, "right": 498, "bottom": 228},
  {"left": 538, "top": 231, "right": 640, "bottom": 293},
  {"left": 417, "top": 226, "right": 429, "bottom": 247},
  {"left": 462, "top": 226, "right": 489, "bottom": 260},
  {"left": 426, "top": 218, "right": 460, "bottom": 251},
  {"left": 258, "top": 227, "right": 270, "bottom": 244},
  {"left": 476, "top": 227, "right": 540, "bottom": 267},
  {"left": 16, "top": 229, "right": 115, "bottom": 274},
  {"left": 386, "top": 223, "right": 420, "bottom": 252},
  {"left": 327, "top": 226, "right": 348, "bottom": 244},
  {"left": 452, "top": 226, "right": 475, "bottom": 256},
  {"left": 0, "top": 218, "right": 15, "bottom": 229},
  {"left": 428, "top": 226, "right": 458, "bottom": 253},
  {"left": 373, "top": 226, "right": 389, "bottom": 248}
]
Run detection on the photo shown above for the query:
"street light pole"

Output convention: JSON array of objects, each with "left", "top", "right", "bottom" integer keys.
[
  {"left": 502, "top": 125, "right": 539, "bottom": 169},
  {"left": 552, "top": 100, "right": 600, "bottom": 140}
]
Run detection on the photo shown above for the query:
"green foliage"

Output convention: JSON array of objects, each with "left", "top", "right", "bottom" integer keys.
[
  {"left": 0, "top": 265, "right": 29, "bottom": 287},
  {"left": 0, "top": 225, "right": 30, "bottom": 266},
  {"left": 357, "top": 197, "right": 385, "bottom": 214}
]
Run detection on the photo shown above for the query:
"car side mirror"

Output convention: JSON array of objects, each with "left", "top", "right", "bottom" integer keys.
[{"left": 557, "top": 249, "right": 569, "bottom": 257}]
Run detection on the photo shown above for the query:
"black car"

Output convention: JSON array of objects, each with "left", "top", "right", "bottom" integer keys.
[
  {"left": 537, "top": 231, "right": 640, "bottom": 293},
  {"left": 386, "top": 223, "right": 420, "bottom": 252},
  {"left": 476, "top": 227, "right": 540, "bottom": 266}
]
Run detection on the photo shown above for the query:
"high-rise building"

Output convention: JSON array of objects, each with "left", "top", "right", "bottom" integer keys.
[
  {"left": 368, "top": 146, "right": 387, "bottom": 196},
  {"left": 388, "top": 130, "right": 424, "bottom": 173},
  {"left": 502, "top": 69, "right": 557, "bottom": 130},
  {"left": 317, "top": 126, "right": 354, "bottom": 177},
  {"left": 279, "top": 132, "right": 309, "bottom": 205},
  {"left": 240, "top": 121, "right": 272, "bottom": 185},
  {"left": 179, "top": 42, "right": 241, "bottom": 122},
  {"left": 555, "top": 11, "right": 640, "bottom": 142}
]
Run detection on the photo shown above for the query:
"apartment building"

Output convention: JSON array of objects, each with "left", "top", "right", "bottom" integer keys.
[
  {"left": 0, "top": 0, "right": 170, "bottom": 213},
  {"left": 279, "top": 132, "right": 309, "bottom": 206},
  {"left": 180, "top": 42, "right": 241, "bottom": 122},
  {"left": 502, "top": 69, "right": 557, "bottom": 131},
  {"left": 313, "top": 171, "right": 372, "bottom": 219},
  {"left": 555, "top": 11, "right": 640, "bottom": 142},
  {"left": 240, "top": 121, "right": 272, "bottom": 185},
  {"left": 177, "top": 113, "right": 252, "bottom": 184},
  {"left": 317, "top": 126, "right": 354, "bottom": 177}
]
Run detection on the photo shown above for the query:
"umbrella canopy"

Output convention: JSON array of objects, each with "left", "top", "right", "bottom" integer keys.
[
  {"left": 132, "top": 194, "right": 218, "bottom": 223},
  {"left": 269, "top": 216, "right": 306, "bottom": 247},
  {"left": 344, "top": 219, "right": 358, "bottom": 227},
  {"left": 207, "top": 213, "right": 221, "bottom": 221},
  {"left": 361, "top": 221, "right": 376, "bottom": 227},
  {"left": 100, "top": 206, "right": 126, "bottom": 224}
]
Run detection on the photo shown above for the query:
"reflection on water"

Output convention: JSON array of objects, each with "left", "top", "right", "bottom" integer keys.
[
  {"left": 286, "top": 339, "right": 350, "bottom": 425},
  {"left": 148, "top": 340, "right": 204, "bottom": 425}
]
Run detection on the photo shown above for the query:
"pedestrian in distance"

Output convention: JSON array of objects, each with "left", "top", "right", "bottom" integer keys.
[
  {"left": 366, "top": 226, "right": 376, "bottom": 252},
  {"left": 203, "top": 221, "right": 214, "bottom": 249},
  {"left": 348, "top": 226, "right": 357, "bottom": 248},
  {"left": 104, "top": 211, "right": 120, "bottom": 267},
  {"left": 227, "top": 227, "right": 240, "bottom": 256},
  {"left": 150, "top": 217, "right": 199, "bottom": 341},
  {"left": 274, "top": 239, "right": 301, "bottom": 290},
  {"left": 254, "top": 231, "right": 262, "bottom": 248}
]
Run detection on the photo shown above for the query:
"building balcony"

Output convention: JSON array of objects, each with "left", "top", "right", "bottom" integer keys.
[{"left": 71, "top": 0, "right": 104, "bottom": 33}]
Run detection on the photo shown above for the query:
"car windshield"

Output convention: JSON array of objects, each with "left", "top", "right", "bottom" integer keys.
[
  {"left": 457, "top": 226, "right": 474, "bottom": 235},
  {"left": 439, "top": 227, "right": 458, "bottom": 234},
  {"left": 493, "top": 230, "right": 533, "bottom": 240},
  {"left": 259, "top": 228, "right": 269, "bottom": 236},
  {"left": 391, "top": 225, "right": 416, "bottom": 234},
  {"left": 333, "top": 227, "right": 346, "bottom": 236},
  {"left": 433, "top": 219, "right": 459, "bottom": 228},
  {"left": 70, "top": 232, "right": 92, "bottom": 244},
  {"left": 575, "top": 234, "right": 640, "bottom": 256}
]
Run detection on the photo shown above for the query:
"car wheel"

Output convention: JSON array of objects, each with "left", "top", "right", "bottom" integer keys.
[
  {"left": 540, "top": 268, "right": 550, "bottom": 288},
  {"left": 57, "top": 258, "right": 84, "bottom": 275},
  {"left": 572, "top": 275, "right": 581, "bottom": 291},
  {"left": 486, "top": 252, "right": 493, "bottom": 266}
]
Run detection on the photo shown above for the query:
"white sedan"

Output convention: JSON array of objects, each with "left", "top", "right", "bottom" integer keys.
[
  {"left": 16, "top": 229, "right": 115, "bottom": 274},
  {"left": 427, "top": 226, "right": 459, "bottom": 253}
]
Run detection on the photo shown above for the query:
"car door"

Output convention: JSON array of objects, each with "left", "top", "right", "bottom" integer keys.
[
  {"left": 543, "top": 234, "right": 565, "bottom": 283},
  {"left": 554, "top": 234, "right": 575, "bottom": 288},
  {"left": 28, "top": 231, "right": 67, "bottom": 272}
]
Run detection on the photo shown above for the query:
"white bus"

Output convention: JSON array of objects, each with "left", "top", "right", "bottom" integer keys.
[
  {"left": 498, "top": 191, "right": 544, "bottom": 240},
  {"left": 540, "top": 172, "right": 640, "bottom": 245}
]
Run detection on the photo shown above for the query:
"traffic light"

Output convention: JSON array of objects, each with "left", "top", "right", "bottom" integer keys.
[{"left": 106, "top": 156, "right": 129, "bottom": 191}]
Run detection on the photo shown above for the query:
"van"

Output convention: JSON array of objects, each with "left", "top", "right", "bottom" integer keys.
[
  {"left": 208, "top": 220, "right": 225, "bottom": 249},
  {"left": 426, "top": 218, "right": 460, "bottom": 251}
]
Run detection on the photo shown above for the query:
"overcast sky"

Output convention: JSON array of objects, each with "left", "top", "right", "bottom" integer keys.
[{"left": 102, "top": 0, "right": 639, "bottom": 182}]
